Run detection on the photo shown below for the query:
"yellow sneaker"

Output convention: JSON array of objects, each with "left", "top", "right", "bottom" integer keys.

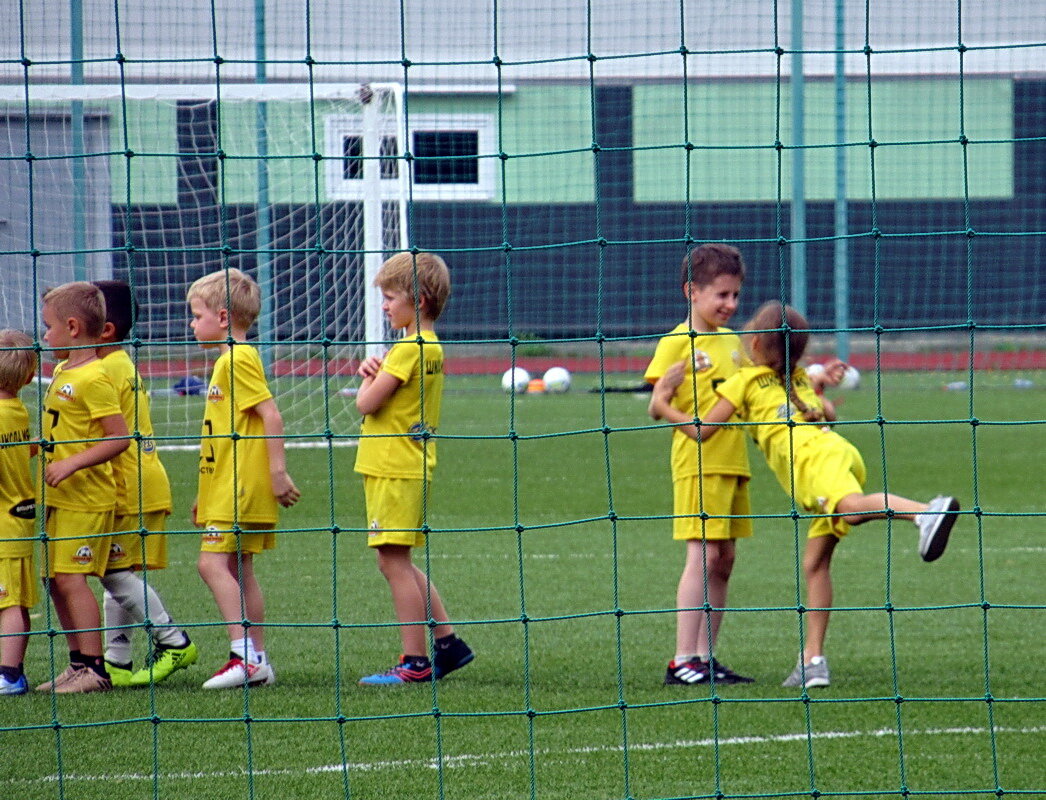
[
  {"left": 129, "top": 640, "right": 199, "bottom": 686},
  {"left": 106, "top": 662, "right": 134, "bottom": 688}
]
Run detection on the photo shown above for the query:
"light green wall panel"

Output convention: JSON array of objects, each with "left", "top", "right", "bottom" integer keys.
[
  {"left": 107, "top": 100, "right": 177, "bottom": 205},
  {"left": 634, "top": 78, "right": 1013, "bottom": 202}
]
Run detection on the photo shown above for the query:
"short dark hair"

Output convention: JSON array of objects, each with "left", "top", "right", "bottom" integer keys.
[
  {"left": 92, "top": 280, "right": 136, "bottom": 342},
  {"left": 680, "top": 243, "right": 746, "bottom": 288}
]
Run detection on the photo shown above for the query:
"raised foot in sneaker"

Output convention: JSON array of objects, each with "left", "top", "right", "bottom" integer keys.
[
  {"left": 782, "top": 655, "right": 830, "bottom": 689},
  {"left": 433, "top": 637, "right": 474, "bottom": 680},
  {"left": 917, "top": 495, "right": 960, "bottom": 562},
  {"left": 359, "top": 656, "right": 432, "bottom": 686},
  {"left": 0, "top": 673, "right": 29, "bottom": 695},
  {"left": 202, "top": 657, "right": 275, "bottom": 689},
  {"left": 129, "top": 640, "right": 199, "bottom": 686}
]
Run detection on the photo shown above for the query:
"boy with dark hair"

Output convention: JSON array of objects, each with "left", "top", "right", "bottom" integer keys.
[
  {"left": 645, "top": 244, "right": 755, "bottom": 686},
  {"left": 93, "top": 280, "right": 197, "bottom": 687}
]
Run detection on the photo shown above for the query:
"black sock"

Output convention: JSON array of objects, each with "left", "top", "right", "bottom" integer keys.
[
  {"left": 435, "top": 634, "right": 457, "bottom": 650},
  {"left": 80, "top": 655, "right": 108, "bottom": 678},
  {"left": 405, "top": 655, "right": 431, "bottom": 668},
  {"left": 0, "top": 664, "right": 23, "bottom": 682},
  {"left": 69, "top": 650, "right": 86, "bottom": 668}
]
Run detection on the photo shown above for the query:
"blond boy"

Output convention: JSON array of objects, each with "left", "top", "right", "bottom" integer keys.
[
  {"left": 354, "top": 252, "right": 473, "bottom": 685},
  {"left": 187, "top": 268, "right": 299, "bottom": 689},
  {"left": 37, "top": 282, "right": 130, "bottom": 694},
  {"left": 0, "top": 330, "right": 38, "bottom": 695}
]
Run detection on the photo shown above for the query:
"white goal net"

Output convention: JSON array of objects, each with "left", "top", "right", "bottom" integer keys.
[{"left": 0, "top": 82, "right": 408, "bottom": 447}]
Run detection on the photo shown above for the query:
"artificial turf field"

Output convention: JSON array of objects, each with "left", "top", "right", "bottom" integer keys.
[{"left": 3, "top": 371, "right": 1043, "bottom": 800}]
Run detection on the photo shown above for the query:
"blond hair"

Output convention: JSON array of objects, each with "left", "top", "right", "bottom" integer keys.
[
  {"left": 376, "top": 251, "right": 451, "bottom": 321},
  {"left": 42, "top": 282, "right": 107, "bottom": 339},
  {"left": 0, "top": 329, "right": 35, "bottom": 394},
  {"left": 187, "top": 268, "right": 261, "bottom": 330}
]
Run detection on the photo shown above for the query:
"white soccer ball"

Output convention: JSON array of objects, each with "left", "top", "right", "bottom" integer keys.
[
  {"left": 501, "top": 367, "right": 531, "bottom": 394},
  {"left": 839, "top": 366, "right": 861, "bottom": 390},
  {"left": 542, "top": 366, "right": 571, "bottom": 393}
]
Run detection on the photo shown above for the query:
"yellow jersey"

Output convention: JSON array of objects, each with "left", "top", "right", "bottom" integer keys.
[
  {"left": 100, "top": 349, "right": 172, "bottom": 516},
  {"left": 197, "top": 344, "right": 278, "bottom": 525},
  {"left": 0, "top": 398, "right": 35, "bottom": 557},
  {"left": 644, "top": 324, "right": 750, "bottom": 479},
  {"left": 714, "top": 364, "right": 828, "bottom": 490},
  {"left": 42, "top": 359, "right": 121, "bottom": 512},
  {"left": 354, "top": 330, "right": 444, "bottom": 481}
]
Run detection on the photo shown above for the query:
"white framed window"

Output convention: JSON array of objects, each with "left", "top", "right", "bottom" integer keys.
[{"left": 325, "top": 113, "right": 496, "bottom": 201}]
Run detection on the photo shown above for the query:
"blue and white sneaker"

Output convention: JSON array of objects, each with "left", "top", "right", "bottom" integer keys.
[
  {"left": 359, "top": 656, "right": 432, "bottom": 686},
  {"left": 0, "top": 673, "right": 29, "bottom": 695}
]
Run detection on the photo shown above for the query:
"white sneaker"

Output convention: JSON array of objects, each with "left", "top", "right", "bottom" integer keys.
[
  {"left": 782, "top": 655, "right": 830, "bottom": 688},
  {"left": 917, "top": 496, "right": 960, "bottom": 562},
  {"left": 202, "top": 657, "right": 276, "bottom": 689}
]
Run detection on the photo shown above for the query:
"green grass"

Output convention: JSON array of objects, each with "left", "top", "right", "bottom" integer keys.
[{"left": 3, "top": 374, "right": 1044, "bottom": 800}]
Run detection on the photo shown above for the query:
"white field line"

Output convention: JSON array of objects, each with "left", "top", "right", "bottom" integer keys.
[{"left": 13, "top": 724, "right": 1045, "bottom": 786}]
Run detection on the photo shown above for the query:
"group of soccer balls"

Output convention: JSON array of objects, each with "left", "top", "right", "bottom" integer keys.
[{"left": 501, "top": 366, "right": 571, "bottom": 394}]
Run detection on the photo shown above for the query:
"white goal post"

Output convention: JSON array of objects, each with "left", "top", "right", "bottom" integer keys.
[{"left": 1, "top": 82, "right": 409, "bottom": 447}]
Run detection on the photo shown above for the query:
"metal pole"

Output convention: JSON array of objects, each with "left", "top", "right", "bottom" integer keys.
[
  {"left": 833, "top": 0, "right": 851, "bottom": 361},
  {"left": 790, "top": 0, "right": 806, "bottom": 315},
  {"left": 255, "top": 0, "right": 273, "bottom": 366},
  {"left": 70, "top": 0, "right": 87, "bottom": 280}
]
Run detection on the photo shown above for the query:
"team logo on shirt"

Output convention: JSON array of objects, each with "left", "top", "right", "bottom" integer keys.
[
  {"left": 142, "top": 437, "right": 156, "bottom": 454},
  {"left": 73, "top": 545, "right": 94, "bottom": 565},
  {"left": 691, "top": 350, "right": 712, "bottom": 373},
  {"left": 207, "top": 384, "right": 224, "bottom": 403},
  {"left": 56, "top": 383, "right": 76, "bottom": 401},
  {"left": 408, "top": 422, "right": 435, "bottom": 441},
  {"left": 776, "top": 403, "right": 792, "bottom": 421}
]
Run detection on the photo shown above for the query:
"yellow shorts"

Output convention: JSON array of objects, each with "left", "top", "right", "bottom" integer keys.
[
  {"left": 0, "top": 555, "right": 38, "bottom": 610},
  {"left": 42, "top": 507, "right": 114, "bottom": 577},
  {"left": 795, "top": 433, "right": 867, "bottom": 539},
  {"left": 363, "top": 476, "right": 428, "bottom": 548},
  {"left": 199, "top": 521, "right": 276, "bottom": 554},
  {"left": 107, "top": 511, "right": 170, "bottom": 571},
  {"left": 672, "top": 474, "right": 753, "bottom": 541}
]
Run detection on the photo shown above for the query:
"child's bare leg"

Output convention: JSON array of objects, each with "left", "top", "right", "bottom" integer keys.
[
  {"left": 49, "top": 573, "right": 103, "bottom": 657},
  {"left": 236, "top": 555, "right": 265, "bottom": 653},
  {"left": 375, "top": 545, "right": 428, "bottom": 655},
  {"left": 409, "top": 563, "right": 453, "bottom": 640},
  {"left": 198, "top": 551, "right": 256, "bottom": 642},
  {"left": 800, "top": 535, "right": 838, "bottom": 661},
  {"left": 0, "top": 606, "right": 30, "bottom": 667},
  {"left": 676, "top": 538, "right": 735, "bottom": 657},
  {"left": 837, "top": 493, "right": 927, "bottom": 526}
]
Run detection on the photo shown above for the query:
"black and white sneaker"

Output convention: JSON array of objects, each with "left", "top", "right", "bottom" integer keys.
[
  {"left": 664, "top": 657, "right": 753, "bottom": 686},
  {"left": 917, "top": 495, "right": 960, "bottom": 562}
]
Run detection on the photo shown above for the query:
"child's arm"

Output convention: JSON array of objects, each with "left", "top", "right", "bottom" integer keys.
[
  {"left": 355, "top": 354, "right": 404, "bottom": 416},
  {"left": 647, "top": 359, "right": 686, "bottom": 420},
  {"left": 44, "top": 412, "right": 130, "bottom": 487},
  {"left": 648, "top": 361, "right": 737, "bottom": 442},
  {"left": 252, "top": 398, "right": 301, "bottom": 508}
]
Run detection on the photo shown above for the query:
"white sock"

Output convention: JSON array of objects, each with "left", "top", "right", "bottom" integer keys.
[
  {"left": 100, "top": 570, "right": 186, "bottom": 649},
  {"left": 252, "top": 649, "right": 267, "bottom": 666},
  {"left": 103, "top": 591, "right": 134, "bottom": 665},
  {"left": 674, "top": 654, "right": 697, "bottom": 665},
  {"left": 231, "top": 636, "right": 252, "bottom": 662}
]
